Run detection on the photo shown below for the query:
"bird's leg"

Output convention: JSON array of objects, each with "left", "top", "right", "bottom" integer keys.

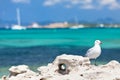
[{"left": 94, "top": 59, "right": 97, "bottom": 66}]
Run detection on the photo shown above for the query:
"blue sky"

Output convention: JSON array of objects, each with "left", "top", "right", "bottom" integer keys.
[{"left": 0, "top": 0, "right": 120, "bottom": 24}]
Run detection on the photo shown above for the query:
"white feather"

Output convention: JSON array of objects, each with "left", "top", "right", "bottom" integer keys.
[{"left": 85, "top": 40, "right": 102, "bottom": 59}]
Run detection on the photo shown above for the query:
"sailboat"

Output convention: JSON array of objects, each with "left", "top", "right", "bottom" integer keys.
[
  {"left": 70, "top": 16, "right": 84, "bottom": 29},
  {"left": 11, "top": 8, "right": 26, "bottom": 30}
]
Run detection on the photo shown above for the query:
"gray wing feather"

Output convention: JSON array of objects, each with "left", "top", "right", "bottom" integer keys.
[{"left": 85, "top": 47, "right": 94, "bottom": 57}]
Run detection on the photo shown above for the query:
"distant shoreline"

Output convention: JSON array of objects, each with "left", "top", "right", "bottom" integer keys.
[{"left": 1, "top": 21, "right": 120, "bottom": 29}]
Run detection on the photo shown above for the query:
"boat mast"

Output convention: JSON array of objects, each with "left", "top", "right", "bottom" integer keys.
[
  {"left": 75, "top": 16, "right": 78, "bottom": 26},
  {"left": 17, "top": 8, "right": 21, "bottom": 26}
]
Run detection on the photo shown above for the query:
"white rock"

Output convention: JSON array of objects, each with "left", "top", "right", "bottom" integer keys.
[{"left": 1, "top": 54, "right": 120, "bottom": 80}]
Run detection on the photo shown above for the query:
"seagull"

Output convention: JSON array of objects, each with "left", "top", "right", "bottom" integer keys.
[{"left": 85, "top": 40, "right": 102, "bottom": 65}]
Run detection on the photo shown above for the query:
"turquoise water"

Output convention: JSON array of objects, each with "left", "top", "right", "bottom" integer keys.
[
  {"left": 0, "top": 28, "right": 120, "bottom": 48},
  {"left": 0, "top": 28, "right": 120, "bottom": 77}
]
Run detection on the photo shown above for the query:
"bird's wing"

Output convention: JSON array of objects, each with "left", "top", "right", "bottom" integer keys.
[{"left": 85, "top": 47, "right": 94, "bottom": 57}]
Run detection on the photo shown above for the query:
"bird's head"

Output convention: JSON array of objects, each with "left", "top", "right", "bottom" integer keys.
[{"left": 95, "top": 40, "right": 102, "bottom": 45}]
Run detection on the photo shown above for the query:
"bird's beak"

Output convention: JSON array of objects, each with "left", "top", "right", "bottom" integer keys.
[{"left": 100, "top": 42, "right": 102, "bottom": 44}]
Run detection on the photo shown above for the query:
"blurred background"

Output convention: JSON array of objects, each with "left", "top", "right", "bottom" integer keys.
[{"left": 0, "top": 0, "right": 120, "bottom": 77}]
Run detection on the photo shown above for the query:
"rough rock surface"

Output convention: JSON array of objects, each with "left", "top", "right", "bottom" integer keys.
[{"left": 1, "top": 54, "right": 120, "bottom": 80}]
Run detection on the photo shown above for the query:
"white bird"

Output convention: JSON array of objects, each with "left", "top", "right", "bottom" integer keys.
[{"left": 85, "top": 40, "right": 102, "bottom": 65}]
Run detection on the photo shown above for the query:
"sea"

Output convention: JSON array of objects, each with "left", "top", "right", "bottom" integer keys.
[{"left": 0, "top": 28, "right": 120, "bottom": 77}]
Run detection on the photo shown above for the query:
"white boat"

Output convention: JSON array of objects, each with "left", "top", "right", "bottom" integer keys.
[
  {"left": 11, "top": 8, "right": 26, "bottom": 30},
  {"left": 70, "top": 25, "right": 84, "bottom": 29},
  {"left": 70, "top": 16, "right": 84, "bottom": 29},
  {"left": 11, "top": 25, "right": 26, "bottom": 30}
]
